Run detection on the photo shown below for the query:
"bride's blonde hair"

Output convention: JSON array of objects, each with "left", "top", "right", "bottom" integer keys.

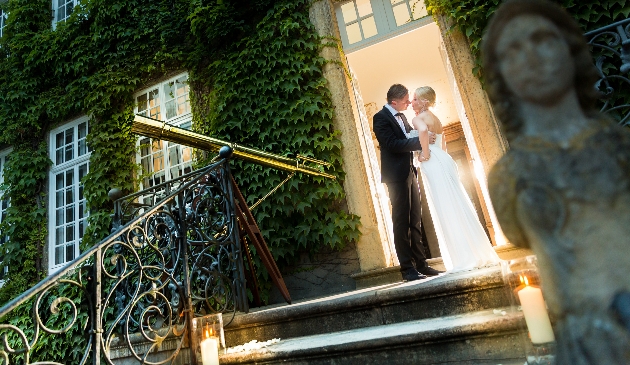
[{"left": 414, "top": 86, "right": 436, "bottom": 107}]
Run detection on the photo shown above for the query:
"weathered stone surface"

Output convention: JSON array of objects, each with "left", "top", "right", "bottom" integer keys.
[
  {"left": 220, "top": 309, "right": 526, "bottom": 365},
  {"left": 308, "top": 0, "right": 394, "bottom": 272},
  {"left": 352, "top": 244, "right": 532, "bottom": 289},
  {"left": 483, "top": 1, "right": 630, "bottom": 363},
  {"left": 268, "top": 241, "right": 361, "bottom": 305},
  {"left": 225, "top": 267, "right": 510, "bottom": 347}
]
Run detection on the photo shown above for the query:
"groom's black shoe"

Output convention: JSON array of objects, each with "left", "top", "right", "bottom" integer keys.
[
  {"left": 401, "top": 268, "right": 427, "bottom": 282},
  {"left": 418, "top": 266, "right": 444, "bottom": 277}
]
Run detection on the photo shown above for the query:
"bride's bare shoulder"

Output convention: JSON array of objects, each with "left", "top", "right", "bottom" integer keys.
[{"left": 412, "top": 114, "right": 429, "bottom": 130}]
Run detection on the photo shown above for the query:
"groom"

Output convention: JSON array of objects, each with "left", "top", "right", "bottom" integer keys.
[{"left": 373, "top": 84, "right": 442, "bottom": 281}]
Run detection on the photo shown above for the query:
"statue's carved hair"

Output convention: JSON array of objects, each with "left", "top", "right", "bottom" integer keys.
[
  {"left": 387, "top": 84, "right": 408, "bottom": 104},
  {"left": 414, "top": 86, "right": 436, "bottom": 107},
  {"left": 482, "top": 0, "right": 600, "bottom": 142}
]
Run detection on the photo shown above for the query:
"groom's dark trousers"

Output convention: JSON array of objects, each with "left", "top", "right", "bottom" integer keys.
[{"left": 373, "top": 106, "right": 428, "bottom": 273}]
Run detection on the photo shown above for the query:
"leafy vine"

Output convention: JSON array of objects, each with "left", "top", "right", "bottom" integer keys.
[
  {"left": 0, "top": 3, "right": 360, "bottom": 362},
  {"left": 425, "top": 0, "right": 630, "bottom": 79}
]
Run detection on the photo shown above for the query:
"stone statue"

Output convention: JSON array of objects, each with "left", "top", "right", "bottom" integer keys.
[{"left": 482, "top": 0, "right": 630, "bottom": 363}]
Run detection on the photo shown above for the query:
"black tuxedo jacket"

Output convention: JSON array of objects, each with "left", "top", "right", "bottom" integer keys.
[{"left": 372, "top": 106, "right": 422, "bottom": 183}]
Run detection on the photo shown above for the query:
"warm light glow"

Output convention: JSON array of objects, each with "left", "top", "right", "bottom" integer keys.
[{"left": 524, "top": 276, "right": 529, "bottom": 286}]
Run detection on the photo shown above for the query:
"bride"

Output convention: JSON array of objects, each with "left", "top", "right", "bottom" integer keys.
[{"left": 410, "top": 86, "right": 500, "bottom": 272}]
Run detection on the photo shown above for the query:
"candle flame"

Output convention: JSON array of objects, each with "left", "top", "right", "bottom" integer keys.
[{"left": 523, "top": 276, "right": 529, "bottom": 286}]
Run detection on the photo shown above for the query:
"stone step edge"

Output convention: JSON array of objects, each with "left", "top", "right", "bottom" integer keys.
[
  {"left": 220, "top": 308, "right": 524, "bottom": 364},
  {"left": 226, "top": 266, "right": 505, "bottom": 330},
  {"left": 350, "top": 244, "right": 531, "bottom": 282}
]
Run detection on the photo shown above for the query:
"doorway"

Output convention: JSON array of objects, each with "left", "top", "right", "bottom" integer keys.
[{"left": 339, "top": 14, "right": 494, "bottom": 260}]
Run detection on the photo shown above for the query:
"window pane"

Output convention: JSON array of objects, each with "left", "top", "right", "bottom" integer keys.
[
  {"left": 66, "top": 243, "right": 75, "bottom": 261},
  {"left": 362, "top": 16, "right": 378, "bottom": 38},
  {"left": 346, "top": 23, "right": 362, "bottom": 44},
  {"left": 55, "top": 244, "right": 64, "bottom": 265},
  {"left": 65, "top": 145, "right": 73, "bottom": 162},
  {"left": 56, "top": 227, "right": 63, "bottom": 246},
  {"left": 66, "top": 187, "right": 74, "bottom": 205},
  {"left": 65, "top": 128, "right": 73, "bottom": 145},
  {"left": 78, "top": 122, "right": 87, "bottom": 139},
  {"left": 56, "top": 173, "right": 64, "bottom": 190},
  {"left": 340, "top": 2, "right": 357, "bottom": 23},
  {"left": 66, "top": 224, "right": 74, "bottom": 242},
  {"left": 137, "top": 94, "right": 148, "bottom": 115},
  {"left": 165, "top": 100, "right": 176, "bottom": 120},
  {"left": 65, "top": 206, "right": 74, "bottom": 225},
  {"left": 56, "top": 191, "right": 63, "bottom": 208},
  {"left": 56, "top": 208, "right": 64, "bottom": 225},
  {"left": 57, "top": 4, "right": 66, "bottom": 22},
  {"left": 355, "top": 0, "right": 373, "bottom": 17},
  {"left": 56, "top": 132, "right": 64, "bottom": 149},
  {"left": 65, "top": 170, "right": 74, "bottom": 188},
  {"left": 411, "top": 0, "right": 427, "bottom": 19},
  {"left": 393, "top": 3, "right": 411, "bottom": 26},
  {"left": 164, "top": 82, "right": 175, "bottom": 100},
  {"left": 78, "top": 163, "right": 87, "bottom": 180}
]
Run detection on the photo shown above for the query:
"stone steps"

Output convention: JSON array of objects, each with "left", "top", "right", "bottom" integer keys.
[
  {"left": 221, "top": 266, "right": 528, "bottom": 364},
  {"left": 221, "top": 309, "right": 525, "bottom": 364},
  {"left": 351, "top": 244, "right": 533, "bottom": 289}
]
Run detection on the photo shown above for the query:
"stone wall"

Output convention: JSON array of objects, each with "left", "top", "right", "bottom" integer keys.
[{"left": 269, "top": 241, "right": 361, "bottom": 304}]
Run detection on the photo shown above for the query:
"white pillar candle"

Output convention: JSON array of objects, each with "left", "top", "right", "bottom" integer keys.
[
  {"left": 200, "top": 337, "right": 219, "bottom": 365},
  {"left": 517, "top": 277, "right": 556, "bottom": 344}
]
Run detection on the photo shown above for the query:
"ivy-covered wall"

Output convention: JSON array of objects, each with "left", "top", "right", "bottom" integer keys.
[
  {"left": 425, "top": 0, "right": 630, "bottom": 79},
  {"left": 0, "top": 0, "right": 360, "bottom": 313}
]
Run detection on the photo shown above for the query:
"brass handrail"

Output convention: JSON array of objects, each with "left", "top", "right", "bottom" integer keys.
[{"left": 132, "top": 115, "right": 336, "bottom": 179}]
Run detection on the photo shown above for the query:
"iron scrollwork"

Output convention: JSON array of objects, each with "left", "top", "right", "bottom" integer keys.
[
  {"left": 0, "top": 158, "right": 247, "bottom": 364},
  {"left": 585, "top": 18, "right": 630, "bottom": 127}
]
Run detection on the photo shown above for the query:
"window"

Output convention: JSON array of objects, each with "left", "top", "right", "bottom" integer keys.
[
  {"left": 335, "top": 0, "right": 429, "bottom": 51},
  {"left": 48, "top": 117, "right": 90, "bottom": 273},
  {"left": 0, "top": 9, "right": 7, "bottom": 38},
  {"left": 390, "top": 0, "right": 426, "bottom": 27},
  {"left": 52, "top": 0, "right": 78, "bottom": 28},
  {"left": 339, "top": 0, "right": 379, "bottom": 45},
  {"left": 135, "top": 73, "right": 193, "bottom": 189},
  {"left": 0, "top": 150, "right": 10, "bottom": 281}
]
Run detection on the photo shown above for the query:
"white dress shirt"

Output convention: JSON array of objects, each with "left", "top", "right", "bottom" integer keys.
[{"left": 384, "top": 104, "right": 407, "bottom": 135}]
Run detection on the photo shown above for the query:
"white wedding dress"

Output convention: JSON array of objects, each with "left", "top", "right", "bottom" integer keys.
[{"left": 416, "top": 134, "right": 501, "bottom": 272}]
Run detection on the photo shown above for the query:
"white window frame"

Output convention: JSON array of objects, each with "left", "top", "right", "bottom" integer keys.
[
  {"left": 0, "top": 9, "right": 7, "bottom": 38},
  {"left": 335, "top": 0, "right": 432, "bottom": 53},
  {"left": 52, "top": 0, "right": 80, "bottom": 29},
  {"left": 0, "top": 148, "right": 11, "bottom": 282},
  {"left": 48, "top": 116, "right": 90, "bottom": 274},
  {"left": 134, "top": 73, "right": 193, "bottom": 191}
]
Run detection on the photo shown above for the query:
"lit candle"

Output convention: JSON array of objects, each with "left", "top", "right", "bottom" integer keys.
[
  {"left": 200, "top": 329, "right": 220, "bottom": 365},
  {"left": 517, "top": 276, "right": 556, "bottom": 344}
]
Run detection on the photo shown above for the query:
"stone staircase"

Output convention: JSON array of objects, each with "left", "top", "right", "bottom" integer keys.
[{"left": 220, "top": 266, "right": 528, "bottom": 364}]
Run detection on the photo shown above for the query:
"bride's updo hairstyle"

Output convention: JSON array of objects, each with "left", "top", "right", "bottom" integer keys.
[{"left": 415, "top": 86, "right": 436, "bottom": 107}]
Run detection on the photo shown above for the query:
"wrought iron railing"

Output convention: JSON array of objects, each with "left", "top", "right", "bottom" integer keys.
[
  {"left": 585, "top": 17, "right": 630, "bottom": 127},
  {"left": 0, "top": 158, "right": 246, "bottom": 364}
]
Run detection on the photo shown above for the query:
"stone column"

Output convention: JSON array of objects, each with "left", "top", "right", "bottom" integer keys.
[
  {"left": 309, "top": 0, "right": 393, "bottom": 271},
  {"left": 436, "top": 13, "right": 510, "bottom": 245},
  {"left": 436, "top": 14, "right": 508, "bottom": 173}
]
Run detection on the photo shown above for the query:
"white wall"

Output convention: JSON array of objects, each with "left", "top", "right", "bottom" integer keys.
[{"left": 346, "top": 22, "right": 458, "bottom": 126}]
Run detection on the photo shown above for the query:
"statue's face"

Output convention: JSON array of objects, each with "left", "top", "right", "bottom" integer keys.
[{"left": 496, "top": 15, "right": 574, "bottom": 105}]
